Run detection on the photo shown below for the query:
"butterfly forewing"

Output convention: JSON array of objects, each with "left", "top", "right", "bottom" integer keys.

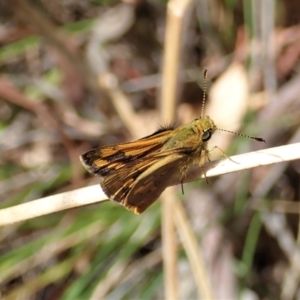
[{"left": 80, "top": 128, "right": 174, "bottom": 176}]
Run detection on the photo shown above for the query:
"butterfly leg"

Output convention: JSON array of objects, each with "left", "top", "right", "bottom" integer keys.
[
  {"left": 180, "top": 180, "right": 185, "bottom": 195},
  {"left": 207, "top": 146, "right": 238, "bottom": 164}
]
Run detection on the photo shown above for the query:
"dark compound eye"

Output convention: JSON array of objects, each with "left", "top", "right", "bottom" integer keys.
[{"left": 202, "top": 129, "right": 212, "bottom": 142}]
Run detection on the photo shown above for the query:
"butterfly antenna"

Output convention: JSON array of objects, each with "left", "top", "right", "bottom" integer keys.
[
  {"left": 201, "top": 69, "right": 208, "bottom": 118},
  {"left": 217, "top": 128, "right": 266, "bottom": 143}
]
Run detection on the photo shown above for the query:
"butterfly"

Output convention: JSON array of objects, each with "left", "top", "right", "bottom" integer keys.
[{"left": 80, "top": 71, "right": 265, "bottom": 214}]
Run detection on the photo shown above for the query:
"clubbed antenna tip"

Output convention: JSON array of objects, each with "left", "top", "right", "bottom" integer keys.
[
  {"left": 217, "top": 128, "right": 266, "bottom": 143},
  {"left": 253, "top": 137, "right": 266, "bottom": 143}
]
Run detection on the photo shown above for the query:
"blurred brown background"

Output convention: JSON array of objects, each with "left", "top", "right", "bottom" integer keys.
[{"left": 0, "top": 0, "right": 300, "bottom": 299}]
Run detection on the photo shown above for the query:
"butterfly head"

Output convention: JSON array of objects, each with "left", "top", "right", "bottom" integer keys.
[{"left": 192, "top": 116, "right": 217, "bottom": 142}]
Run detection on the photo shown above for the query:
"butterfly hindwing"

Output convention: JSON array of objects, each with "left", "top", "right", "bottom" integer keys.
[{"left": 124, "top": 154, "right": 187, "bottom": 214}]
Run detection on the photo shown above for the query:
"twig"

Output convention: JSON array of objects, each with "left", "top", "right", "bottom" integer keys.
[{"left": 0, "top": 143, "right": 298, "bottom": 227}]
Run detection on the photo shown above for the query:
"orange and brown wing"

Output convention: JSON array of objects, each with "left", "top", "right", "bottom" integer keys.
[
  {"left": 79, "top": 129, "right": 173, "bottom": 176},
  {"left": 80, "top": 128, "right": 188, "bottom": 213},
  {"left": 124, "top": 154, "right": 186, "bottom": 214},
  {"left": 99, "top": 154, "right": 162, "bottom": 203},
  {"left": 98, "top": 152, "right": 186, "bottom": 213}
]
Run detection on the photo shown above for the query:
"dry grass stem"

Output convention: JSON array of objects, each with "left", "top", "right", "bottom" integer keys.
[
  {"left": 1, "top": 143, "right": 297, "bottom": 227},
  {"left": 160, "top": 0, "right": 195, "bottom": 297},
  {"left": 174, "top": 200, "right": 215, "bottom": 299}
]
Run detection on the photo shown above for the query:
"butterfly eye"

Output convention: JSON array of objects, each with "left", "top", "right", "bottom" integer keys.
[{"left": 202, "top": 129, "right": 212, "bottom": 142}]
